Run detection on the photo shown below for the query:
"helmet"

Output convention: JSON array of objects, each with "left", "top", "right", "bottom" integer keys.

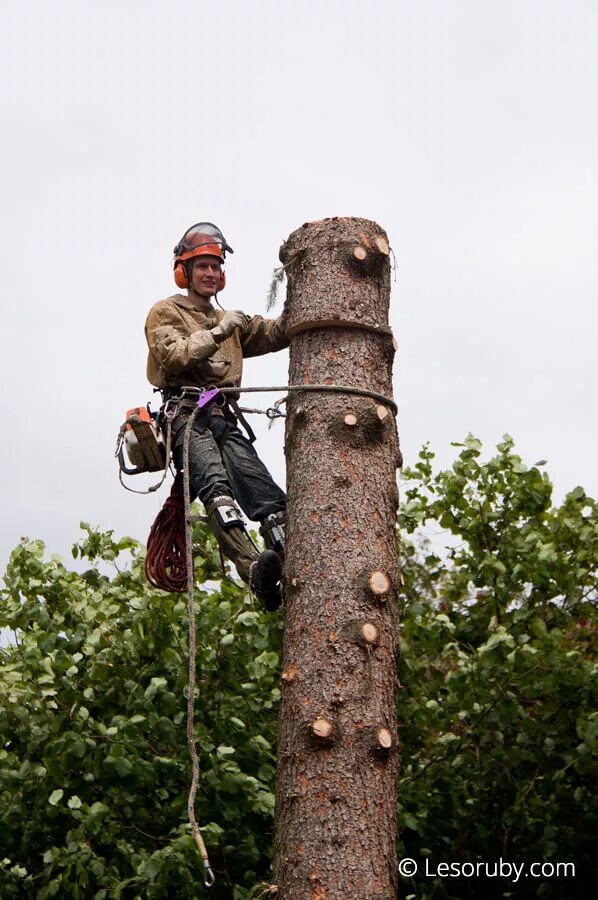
[{"left": 173, "top": 222, "right": 234, "bottom": 290}]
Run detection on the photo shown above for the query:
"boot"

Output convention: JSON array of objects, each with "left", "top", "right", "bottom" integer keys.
[
  {"left": 207, "top": 500, "right": 283, "bottom": 610},
  {"left": 250, "top": 550, "right": 283, "bottom": 612}
]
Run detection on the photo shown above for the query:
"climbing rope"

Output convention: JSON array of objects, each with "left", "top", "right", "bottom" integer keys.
[
  {"left": 216, "top": 382, "right": 398, "bottom": 416},
  {"left": 182, "top": 405, "right": 215, "bottom": 888}
]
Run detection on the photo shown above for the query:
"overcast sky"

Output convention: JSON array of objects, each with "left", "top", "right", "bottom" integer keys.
[{"left": 2, "top": 1, "right": 596, "bottom": 573}]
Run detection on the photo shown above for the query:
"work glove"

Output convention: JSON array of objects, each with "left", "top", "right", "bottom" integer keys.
[{"left": 211, "top": 310, "right": 250, "bottom": 342}]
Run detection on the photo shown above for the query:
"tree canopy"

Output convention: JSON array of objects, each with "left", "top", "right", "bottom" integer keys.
[{"left": 1, "top": 435, "right": 596, "bottom": 898}]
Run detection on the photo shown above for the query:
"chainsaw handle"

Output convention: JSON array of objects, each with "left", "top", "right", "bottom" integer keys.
[{"left": 117, "top": 445, "right": 146, "bottom": 476}]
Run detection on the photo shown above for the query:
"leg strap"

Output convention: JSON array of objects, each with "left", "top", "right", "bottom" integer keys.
[{"left": 207, "top": 495, "right": 244, "bottom": 530}]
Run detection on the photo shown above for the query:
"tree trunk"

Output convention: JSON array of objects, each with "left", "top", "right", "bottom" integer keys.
[{"left": 273, "top": 218, "right": 401, "bottom": 899}]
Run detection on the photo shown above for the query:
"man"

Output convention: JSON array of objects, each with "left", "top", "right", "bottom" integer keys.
[{"left": 145, "top": 222, "right": 287, "bottom": 609}]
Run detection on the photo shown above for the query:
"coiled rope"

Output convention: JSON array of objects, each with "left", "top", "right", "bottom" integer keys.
[{"left": 144, "top": 474, "right": 187, "bottom": 592}]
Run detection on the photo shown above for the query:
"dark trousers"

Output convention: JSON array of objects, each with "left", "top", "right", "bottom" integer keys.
[{"left": 172, "top": 409, "right": 286, "bottom": 523}]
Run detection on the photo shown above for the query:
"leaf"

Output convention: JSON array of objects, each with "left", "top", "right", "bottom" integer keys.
[
  {"left": 237, "top": 611, "right": 260, "bottom": 627},
  {"left": 437, "top": 733, "right": 458, "bottom": 745},
  {"left": 217, "top": 745, "right": 236, "bottom": 758},
  {"left": 104, "top": 755, "right": 133, "bottom": 778},
  {"left": 48, "top": 789, "right": 64, "bottom": 806}
]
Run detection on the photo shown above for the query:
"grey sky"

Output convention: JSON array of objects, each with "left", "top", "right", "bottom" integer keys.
[{"left": 2, "top": 1, "right": 596, "bottom": 572}]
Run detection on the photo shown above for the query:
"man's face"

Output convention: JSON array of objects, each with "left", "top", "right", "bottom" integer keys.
[{"left": 190, "top": 255, "right": 223, "bottom": 298}]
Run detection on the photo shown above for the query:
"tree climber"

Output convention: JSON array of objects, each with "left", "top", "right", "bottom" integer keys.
[{"left": 145, "top": 222, "right": 287, "bottom": 610}]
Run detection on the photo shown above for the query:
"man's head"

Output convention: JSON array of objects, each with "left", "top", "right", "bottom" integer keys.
[
  {"left": 173, "top": 222, "right": 233, "bottom": 293},
  {"left": 189, "top": 255, "right": 225, "bottom": 298}
]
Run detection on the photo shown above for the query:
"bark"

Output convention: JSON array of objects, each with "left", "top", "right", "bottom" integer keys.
[{"left": 273, "top": 218, "right": 400, "bottom": 899}]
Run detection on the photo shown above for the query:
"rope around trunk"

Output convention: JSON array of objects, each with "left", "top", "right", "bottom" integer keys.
[{"left": 212, "top": 382, "right": 397, "bottom": 415}]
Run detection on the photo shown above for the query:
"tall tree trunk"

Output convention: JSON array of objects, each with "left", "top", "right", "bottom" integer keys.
[{"left": 273, "top": 218, "right": 401, "bottom": 899}]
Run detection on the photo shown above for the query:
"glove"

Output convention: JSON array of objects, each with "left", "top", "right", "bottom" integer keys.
[{"left": 211, "top": 310, "right": 250, "bottom": 342}]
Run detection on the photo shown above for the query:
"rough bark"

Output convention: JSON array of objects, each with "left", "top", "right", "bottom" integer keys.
[{"left": 273, "top": 218, "right": 400, "bottom": 899}]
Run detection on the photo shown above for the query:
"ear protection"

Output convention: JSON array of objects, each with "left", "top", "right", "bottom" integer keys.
[
  {"left": 174, "top": 261, "right": 188, "bottom": 289},
  {"left": 174, "top": 261, "right": 226, "bottom": 292}
]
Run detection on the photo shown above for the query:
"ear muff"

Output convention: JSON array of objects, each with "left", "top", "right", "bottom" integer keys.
[
  {"left": 217, "top": 270, "right": 226, "bottom": 292},
  {"left": 174, "top": 261, "right": 189, "bottom": 289}
]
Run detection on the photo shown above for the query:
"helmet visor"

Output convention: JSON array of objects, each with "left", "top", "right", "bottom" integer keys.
[{"left": 174, "top": 222, "right": 234, "bottom": 260}]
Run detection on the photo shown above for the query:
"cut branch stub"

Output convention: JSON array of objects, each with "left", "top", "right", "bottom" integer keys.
[
  {"left": 310, "top": 717, "right": 335, "bottom": 744},
  {"left": 376, "top": 727, "right": 393, "bottom": 751},
  {"left": 353, "top": 245, "right": 368, "bottom": 261},
  {"left": 368, "top": 569, "right": 391, "bottom": 598},
  {"left": 360, "top": 622, "right": 379, "bottom": 645},
  {"left": 361, "top": 725, "right": 394, "bottom": 757},
  {"left": 374, "top": 236, "right": 390, "bottom": 256},
  {"left": 344, "top": 413, "right": 357, "bottom": 427},
  {"left": 376, "top": 404, "right": 390, "bottom": 423},
  {"left": 340, "top": 619, "right": 380, "bottom": 647},
  {"left": 282, "top": 665, "right": 298, "bottom": 684}
]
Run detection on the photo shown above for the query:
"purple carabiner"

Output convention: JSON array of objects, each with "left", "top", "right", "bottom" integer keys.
[{"left": 197, "top": 387, "right": 222, "bottom": 409}]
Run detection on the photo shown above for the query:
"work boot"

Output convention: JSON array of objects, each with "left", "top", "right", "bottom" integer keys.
[
  {"left": 250, "top": 550, "right": 283, "bottom": 612},
  {"left": 207, "top": 503, "right": 258, "bottom": 585}
]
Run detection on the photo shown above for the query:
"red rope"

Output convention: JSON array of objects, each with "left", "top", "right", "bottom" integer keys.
[{"left": 144, "top": 475, "right": 187, "bottom": 592}]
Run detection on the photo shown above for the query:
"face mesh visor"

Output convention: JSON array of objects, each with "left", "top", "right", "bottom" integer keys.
[{"left": 174, "top": 222, "right": 234, "bottom": 258}]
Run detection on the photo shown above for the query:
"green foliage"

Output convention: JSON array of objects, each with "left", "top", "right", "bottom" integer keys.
[
  {"left": 1, "top": 435, "right": 596, "bottom": 898},
  {"left": 0, "top": 522, "right": 281, "bottom": 898},
  {"left": 397, "top": 435, "right": 597, "bottom": 898}
]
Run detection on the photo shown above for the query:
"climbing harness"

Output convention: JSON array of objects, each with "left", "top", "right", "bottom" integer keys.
[{"left": 116, "top": 380, "right": 397, "bottom": 888}]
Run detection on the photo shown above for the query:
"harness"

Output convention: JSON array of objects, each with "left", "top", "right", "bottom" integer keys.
[{"left": 161, "top": 384, "right": 257, "bottom": 443}]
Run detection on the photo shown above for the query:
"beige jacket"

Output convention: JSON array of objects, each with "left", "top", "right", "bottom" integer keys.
[{"left": 145, "top": 292, "right": 288, "bottom": 392}]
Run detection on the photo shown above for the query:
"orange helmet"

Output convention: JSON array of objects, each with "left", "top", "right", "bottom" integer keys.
[{"left": 173, "top": 222, "right": 233, "bottom": 290}]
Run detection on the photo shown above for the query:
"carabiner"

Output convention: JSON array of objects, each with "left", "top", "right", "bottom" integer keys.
[{"left": 203, "top": 861, "right": 216, "bottom": 888}]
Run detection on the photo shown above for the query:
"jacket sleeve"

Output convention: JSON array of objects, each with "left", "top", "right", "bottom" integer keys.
[
  {"left": 240, "top": 315, "right": 289, "bottom": 358},
  {"left": 145, "top": 303, "right": 219, "bottom": 375}
]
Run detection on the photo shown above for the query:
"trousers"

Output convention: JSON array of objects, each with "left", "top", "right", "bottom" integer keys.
[{"left": 171, "top": 407, "right": 286, "bottom": 523}]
